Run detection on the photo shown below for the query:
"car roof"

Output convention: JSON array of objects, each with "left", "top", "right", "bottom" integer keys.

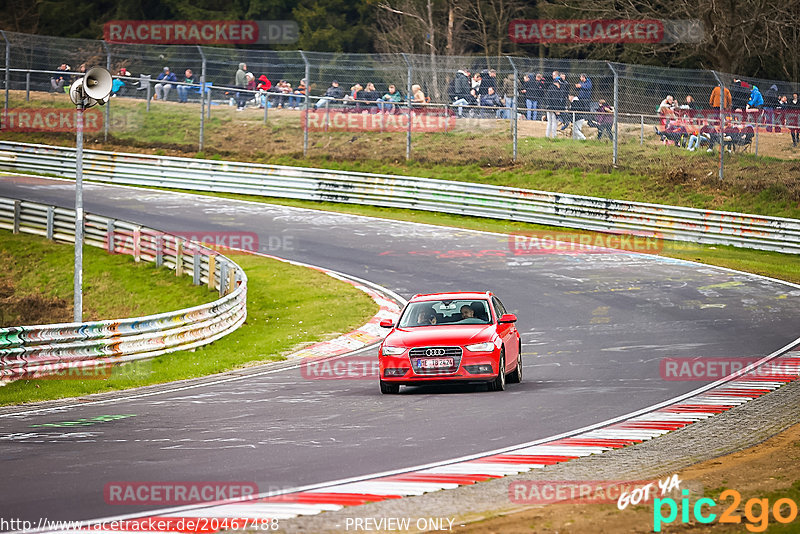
[{"left": 409, "top": 292, "right": 493, "bottom": 302}]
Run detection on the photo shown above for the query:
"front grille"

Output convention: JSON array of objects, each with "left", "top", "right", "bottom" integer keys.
[{"left": 409, "top": 346, "right": 463, "bottom": 375}]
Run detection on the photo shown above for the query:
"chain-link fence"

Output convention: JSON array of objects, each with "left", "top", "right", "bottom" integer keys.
[{"left": 2, "top": 30, "right": 800, "bottom": 173}]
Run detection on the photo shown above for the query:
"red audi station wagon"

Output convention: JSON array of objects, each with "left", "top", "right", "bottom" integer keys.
[{"left": 378, "top": 292, "right": 522, "bottom": 394}]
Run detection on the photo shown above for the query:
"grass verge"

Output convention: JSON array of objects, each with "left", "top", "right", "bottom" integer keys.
[{"left": 0, "top": 231, "right": 378, "bottom": 406}]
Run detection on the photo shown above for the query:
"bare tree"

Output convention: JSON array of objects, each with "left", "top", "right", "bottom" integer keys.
[{"left": 461, "top": 0, "right": 525, "bottom": 68}]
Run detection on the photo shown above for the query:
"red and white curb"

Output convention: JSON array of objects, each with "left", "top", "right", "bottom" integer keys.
[{"left": 35, "top": 342, "right": 800, "bottom": 533}]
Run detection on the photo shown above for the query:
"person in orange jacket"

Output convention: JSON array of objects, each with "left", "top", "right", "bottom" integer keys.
[{"left": 709, "top": 85, "right": 732, "bottom": 110}]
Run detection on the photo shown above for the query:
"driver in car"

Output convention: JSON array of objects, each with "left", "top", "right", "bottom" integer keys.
[
  {"left": 416, "top": 308, "right": 437, "bottom": 325},
  {"left": 460, "top": 305, "right": 475, "bottom": 319}
]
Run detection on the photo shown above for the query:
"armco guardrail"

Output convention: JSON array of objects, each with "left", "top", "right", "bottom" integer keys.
[
  {"left": 0, "top": 140, "right": 798, "bottom": 254},
  {"left": 0, "top": 196, "right": 247, "bottom": 383}
]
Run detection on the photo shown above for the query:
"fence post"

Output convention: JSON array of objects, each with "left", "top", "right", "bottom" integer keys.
[
  {"left": 197, "top": 45, "right": 206, "bottom": 152},
  {"left": 401, "top": 53, "right": 412, "bottom": 161},
  {"left": 102, "top": 41, "right": 111, "bottom": 142},
  {"left": 193, "top": 251, "right": 201, "bottom": 285},
  {"left": 133, "top": 226, "right": 141, "bottom": 262},
  {"left": 219, "top": 261, "right": 228, "bottom": 297},
  {"left": 46, "top": 206, "right": 54, "bottom": 240},
  {"left": 207, "top": 254, "right": 216, "bottom": 290},
  {"left": 1, "top": 31, "right": 9, "bottom": 117},
  {"left": 506, "top": 56, "right": 518, "bottom": 162},
  {"left": 106, "top": 219, "right": 114, "bottom": 253},
  {"left": 299, "top": 50, "right": 310, "bottom": 157},
  {"left": 12, "top": 199, "right": 20, "bottom": 234},
  {"left": 755, "top": 125, "right": 759, "bottom": 156},
  {"left": 607, "top": 62, "right": 619, "bottom": 166},
  {"left": 155, "top": 233, "right": 163, "bottom": 267},
  {"left": 640, "top": 115, "right": 644, "bottom": 145},
  {"left": 711, "top": 71, "right": 724, "bottom": 180},
  {"left": 25, "top": 72, "right": 29, "bottom": 101},
  {"left": 175, "top": 239, "right": 184, "bottom": 276},
  {"left": 146, "top": 79, "right": 151, "bottom": 113}
]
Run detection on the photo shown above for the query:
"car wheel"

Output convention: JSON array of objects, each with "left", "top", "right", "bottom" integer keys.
[
  {"left": 380, "top": 380, "right": 400, "bottom": 394},
  {"left": 489, "top": 350, "right": 506, "bottom": 391},
  {"left": 508, "top": 344, "right": 523, "bottom": 384}
]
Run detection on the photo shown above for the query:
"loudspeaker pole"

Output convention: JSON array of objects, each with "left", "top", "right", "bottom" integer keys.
[
  {"left": 69, "top": 67, "right": 112, "bottom": 322},
  {"left": 74, "top": 101, "right": 84, "bottom": 322}
]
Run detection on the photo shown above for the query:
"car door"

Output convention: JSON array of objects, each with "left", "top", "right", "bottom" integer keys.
[{"left": 492, "top": 296, "right": 519, "bottom": 370}]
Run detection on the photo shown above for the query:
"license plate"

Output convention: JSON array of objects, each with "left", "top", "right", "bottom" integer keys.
[{"left": 417, "top": 358, "right": 454, "bottom": 369}]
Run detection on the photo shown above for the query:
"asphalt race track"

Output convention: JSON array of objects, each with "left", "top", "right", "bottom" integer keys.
[{"left": 1, "top": 174, "right": 799, "bottom": 527}]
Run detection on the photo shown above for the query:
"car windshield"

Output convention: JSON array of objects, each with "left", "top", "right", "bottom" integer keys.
[{"left": 398, "top": 299, "right": 492, "bottom": 327}]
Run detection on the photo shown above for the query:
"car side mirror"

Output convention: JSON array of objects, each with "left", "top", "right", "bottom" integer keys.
[
  {"left": 379, "top": 319, "right": 395, "bottom": 328},
  {"left": 499, "top": 313, "right": 517, "bottom": 323}
]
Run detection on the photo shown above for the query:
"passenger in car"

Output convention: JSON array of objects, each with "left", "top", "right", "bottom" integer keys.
[{"left": 416, "top": 309, "right": 437, "bottom": 325}]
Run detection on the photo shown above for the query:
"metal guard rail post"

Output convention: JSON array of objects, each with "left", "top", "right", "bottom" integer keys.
[
  {"left": 0, "top": 140, "right": 798, "bottom": 254},
  {"left": 0, "top": 195, "right": 248, "bottom": 383}
]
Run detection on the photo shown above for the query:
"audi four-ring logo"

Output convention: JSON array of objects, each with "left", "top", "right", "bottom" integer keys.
[{"left": 426, "top": 348, "right": 446, "bottom": 356}]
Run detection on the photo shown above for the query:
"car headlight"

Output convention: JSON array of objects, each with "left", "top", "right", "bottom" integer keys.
[
  {"left": 381, "top": 346, "right": 406, "bottom": 355},
  {"left": 465, "top": 341, "right": 495, "bottom": 352}
]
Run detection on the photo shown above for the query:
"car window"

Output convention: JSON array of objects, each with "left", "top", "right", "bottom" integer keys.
[
  {"left": 398, "top": 300, "right": 492, "bottom": 327},
  {"left": 492, "top": 296, "right": 507, "bottom": 319}
]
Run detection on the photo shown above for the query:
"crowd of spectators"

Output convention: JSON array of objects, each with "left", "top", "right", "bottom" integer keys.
[{"left": 49, "top": 59, "right": 798, "bottom": 147}]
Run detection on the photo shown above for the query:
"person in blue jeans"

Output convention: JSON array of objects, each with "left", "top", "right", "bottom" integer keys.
[{"left": 176, "top": 69, "right": 195, "bottom": 103}]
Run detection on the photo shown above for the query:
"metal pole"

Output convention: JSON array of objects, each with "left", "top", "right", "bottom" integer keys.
[
  {"left": 1, "top": 31, "right": 9, "bottom": 116},
  {"left": 506, "top": 56, "right": 518, "bottom": 162},
  {"left": 755, "top": 125, "right": 759, "bottom": 156},
  {"left": 711, "top": 71, "right": 724, "bottom": 180},
  {"left": 401, "top": 53, "right": 412, "bottom": 160},
  {"left": 607, "top": 62, "right": 619, "bottom": 166},
  {"left": 102, "top": 41, "right": 111, "bottom": 142},
  {"left": 640, "top": 115, "right": 644, "bottom": 145},
  {"left": 197, "top": 45, "right": 206, "bottom": 152},
  {"left": 74, "top": 103, "right": 85, "bottom": 322},
  {"left": 299, "top": 50, "right": 310, "bottom": 157},
  {"left": 263, "top": 90, "right": 268, "bottom": 124},
  {"left": 25, "top": 72, "right": 29, "bottom": 101}
]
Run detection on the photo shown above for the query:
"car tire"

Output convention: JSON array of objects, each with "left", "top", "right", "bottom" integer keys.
[
  {"left": 380, "top": 380, "right": 400, "bottom": 394},
  {"left": 508, "top": 343, "right": 523, "bottom": 384},
  {"left": 489, "top": 350, "right": 506, "bottom": 391}
]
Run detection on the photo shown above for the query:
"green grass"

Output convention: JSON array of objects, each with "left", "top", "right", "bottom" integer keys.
[
  {"left": 0, "top": 232, "right": 377, "bottom": 405},
  {"left": 0, "top": 229, "right": 212, "bottom": 326}
]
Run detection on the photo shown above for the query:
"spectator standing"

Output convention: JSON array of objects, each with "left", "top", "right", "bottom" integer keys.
[
  {"left": 763, "top": 84, "right": 779, "bottom": 131},
  {"left": 450, "top": 69, "right": 471, "bottom": 115},
  {"left": 501, "top": 74, "right": 515, "bottom": 119},
  {"left": 575, "top": 74, "right": 592, "bottom": 109},
  {"left": 595, "top": 99, "right": 613, "bottom": 141},
  {"left": 176, "top": 69, "right": 195, "bottom": 103},
  {"left": 479, "top": 69, "right": 497, "bottom": 96},
  {"left": 568, "top": 95, "right": 587, "bottom": 140},
  {"left": 51, "top": 63, "right": 70, "bottom": 93},
  {"left": 787, "top": 92, "right": 800, "bottom": 147},
  {"left": 234, "top": 62, "right": 248, "bottom": 111},
  {"left": 544, "top": 76, "right": 563, "bottom": 138},
  {"left": 154, "top": 67, "right": 177, "bottom": 101},
  {"left": 519, "top": 74, "right": 533, "bottom": 120},
  {"left": 709, "top": 84, "right": 732, "bottom": 110},
  {"left": 731, "top": 79, "right": 749, "bottom": 111},
  {"left": 747, "top": 84, "right": 764, "bottom": 126},
  {"left": 256, "top": 75, "right": 272, "bottom": 108}
]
